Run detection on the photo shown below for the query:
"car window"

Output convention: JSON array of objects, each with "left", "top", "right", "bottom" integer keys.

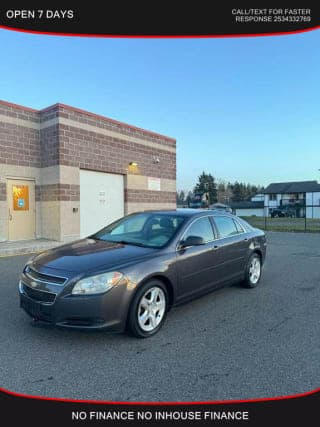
[
  {"left": 234, "top": 219, "right": 245, "bottom": 233},
  {"left": 110, "top": 214, "right": 148, "bottom": 234},
  {"left": 93, "top": 213, "right": 186, "bottom": 248},
  {"left": 183, "top": 217, "right": 214, "bottom": 243},
  {"left": 214, "top": 216, "right": 241, "bottom": 238}
]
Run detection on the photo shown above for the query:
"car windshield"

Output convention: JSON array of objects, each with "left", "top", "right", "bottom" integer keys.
[{"left": 92, "top": 212, "right": 186, "bottom": 248}]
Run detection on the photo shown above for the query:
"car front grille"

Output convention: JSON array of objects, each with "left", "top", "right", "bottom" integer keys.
[
  {"left": 25, "top": 266, "right": 67, "bottom": 285},
  {"left": 22, "top": 283, "right": 56, "bottom": 304}
]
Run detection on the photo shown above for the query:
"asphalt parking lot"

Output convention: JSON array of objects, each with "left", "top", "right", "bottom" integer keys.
[{"left": 0, "top": 231, "right": 319, "bottom": 402}]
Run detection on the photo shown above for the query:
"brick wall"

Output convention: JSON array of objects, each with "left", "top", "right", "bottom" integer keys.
[
  {"left": 0, "top": 102, "right": 40, "bottom": 168},
  {"left": 0, "top": 123, "right": 40, "bottom": 168},
  {"left": 0, "top": 101, "right": 176, "bottom": 183},
  {"left": 58, "top": 123, "right": 176, "bottom": 179},
  {"left": 56, "top": 104, "right": 176, "bottom": 148},
  {"left": 0, "top": 100, "right": 39, "bottom": 123},
  {"left": 125, "top": 189, "right": 176, "bottom": 204},
  {"left": 36, "top": 184, "right": 80, "bottom": 201},
  {"left": 39, "top": 124, "right": 59, "bottom": 168},
  {"left": 40, "top": 105, "right": 59, "bottom": 123}
]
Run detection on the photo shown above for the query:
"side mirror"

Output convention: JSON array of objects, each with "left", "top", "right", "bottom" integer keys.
[{"left": 180, "top": 235, "right": 205, "bottom": 248}]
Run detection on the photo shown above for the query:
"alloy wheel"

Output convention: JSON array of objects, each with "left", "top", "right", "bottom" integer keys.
[
  {"left": 249, "top": 257, "right": 261, "bottom": 284},
  {"left": 137, "top": 286, "right": 166, "bottom": 332}
]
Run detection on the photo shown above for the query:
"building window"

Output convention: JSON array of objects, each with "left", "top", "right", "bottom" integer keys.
[{"left": 269, "top": 194, "right": 277, "bottom": 201}]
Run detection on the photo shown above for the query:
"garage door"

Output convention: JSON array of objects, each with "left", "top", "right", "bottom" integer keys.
[{"left": 80, "top": 170, "right": 124, "bottom": 238}]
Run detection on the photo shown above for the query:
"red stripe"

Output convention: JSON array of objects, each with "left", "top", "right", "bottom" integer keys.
[
  {"left": 0, "top": 385, "right": 319, "bottom": 405},
  {"left": 0, "top": 23, "right": 319, "bottom": 39}
]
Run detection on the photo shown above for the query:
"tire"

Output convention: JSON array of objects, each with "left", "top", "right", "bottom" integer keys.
[
  {"left": 127, "top": 280, "right": 168, "bottom": 338},
  {"left": 242, "top": 253, "right": 262, "bottom": 288}
]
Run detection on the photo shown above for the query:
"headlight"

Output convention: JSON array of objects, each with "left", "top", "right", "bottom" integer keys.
[{"left": 72, "top": 272, "right": 123, "bottom": 295}]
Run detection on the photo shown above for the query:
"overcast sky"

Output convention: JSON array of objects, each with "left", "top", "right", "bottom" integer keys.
[{"left": 1, "top": 29, "right": 319, "bottom": 192}]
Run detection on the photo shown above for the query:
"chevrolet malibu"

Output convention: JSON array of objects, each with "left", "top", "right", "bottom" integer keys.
[{"left": 19, "top": 209, "right": 266, "bottom": 338}]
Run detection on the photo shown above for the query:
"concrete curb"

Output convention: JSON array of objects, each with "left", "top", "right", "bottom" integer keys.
[{"left": 0, "top": 240, "right": 63, "bottom": 257}]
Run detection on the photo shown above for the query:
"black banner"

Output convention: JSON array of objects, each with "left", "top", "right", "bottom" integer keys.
[
  {"left": 0, "top": 5, "right": 319, "bottom": 36},
  {"left": 0, "top": 4, "right": 319, "bottom": 426},
  {"left": 1, "top": 387, "right": 319, "bottom": 426}
]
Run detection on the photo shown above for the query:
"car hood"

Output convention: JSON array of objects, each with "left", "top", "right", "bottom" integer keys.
[{"left": 32, "top": 238, "right": 158, "bottom": 274}]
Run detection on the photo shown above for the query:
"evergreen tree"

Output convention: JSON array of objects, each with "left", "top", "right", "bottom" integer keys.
[
  {"left": 176, "top": 190, "right": 186, "bottom": 206},
  {"left": 186, "top": 191, "right": 193, "bottom": 206},
  {"left": 231, "top": 181, "right": 243, "bottom": 202},
  {"left": 194, "top": 171, "right": 217, "bottom": 204}
]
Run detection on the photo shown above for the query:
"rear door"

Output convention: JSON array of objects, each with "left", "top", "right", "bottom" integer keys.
[{"left": 211, "top": 215, "right": 249, "bottom": 283}]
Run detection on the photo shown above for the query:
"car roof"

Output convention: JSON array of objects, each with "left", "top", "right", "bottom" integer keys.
[{"left": 139, "top": 208, "right": 235, "bottom": 218}]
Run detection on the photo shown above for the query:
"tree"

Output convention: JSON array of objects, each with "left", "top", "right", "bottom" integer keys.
[
  {"left": 231, "top": 181, "right": 245, "bottom": 202},
  {"left": 216, "top": 179, "right": 233, "bottom": 204},
  {"left": 230, "top": 182, "right": 264, "bottom": 202},
  {"left": 176, "top": 190, "right": 186, "bottom": 206},
  {"left": 193, "top": 172, "right": 217, "bottom": 205},
  {"left": 189, "top": 173, "right": 263, "bottom": 205},
  {"left": 186, "top": 191, "right": 193, "bottom": 206}
]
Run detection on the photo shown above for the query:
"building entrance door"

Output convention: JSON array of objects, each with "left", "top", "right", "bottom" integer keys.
[{"left": 7, "top": 179, "right": 35, "bottom": 240}]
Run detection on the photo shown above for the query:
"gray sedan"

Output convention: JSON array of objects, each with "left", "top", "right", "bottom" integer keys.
[{"left": 19, "top": 209, "right": 267, "bottom": 338}]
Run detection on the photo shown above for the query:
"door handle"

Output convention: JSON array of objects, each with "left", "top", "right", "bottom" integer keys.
[
  {"left": 212, "top": 245, "right": 219, "bottom": 250},
  {"left": 243, "top": 238, "right": 248, "bottom": 242},
  {"left": 8, "top": 208, "right": 12, "bottom": 221}
]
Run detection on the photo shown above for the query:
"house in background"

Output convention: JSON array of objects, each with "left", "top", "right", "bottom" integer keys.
[
  {"left": 251, "top": 194, "right": 264, "bottom": 202},
  {"left": 230, "top": 181, "right": 320, "bottom": 219},
  {"left": 264, "top": 181, "right": 320, "bottom": 218}
]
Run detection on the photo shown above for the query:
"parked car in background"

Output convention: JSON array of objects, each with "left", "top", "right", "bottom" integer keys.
[
  {"left": 270, "top": 208, "right": 295, "bottom": 218},
  {"left": 209, "top": 203, "right": 232, "bottom": 213},
  {"left": 19, "top": 209, "right": 267, "bottom": 338}
]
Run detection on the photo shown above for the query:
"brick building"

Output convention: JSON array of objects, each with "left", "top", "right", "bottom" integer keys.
[{"left": 0, "top": 100, "right": 176, "bottom": 242}]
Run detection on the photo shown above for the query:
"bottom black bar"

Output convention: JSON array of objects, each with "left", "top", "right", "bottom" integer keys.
[{"left": 0, "top": 388, "right": 319, "bottom": 426}]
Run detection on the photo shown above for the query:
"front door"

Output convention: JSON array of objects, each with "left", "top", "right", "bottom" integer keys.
[
  {"left": 7, "top": 179, "right": 35, "bottom": 240},
  {"left": 176, "top": 216, "right": 218, "bottom": 301}
]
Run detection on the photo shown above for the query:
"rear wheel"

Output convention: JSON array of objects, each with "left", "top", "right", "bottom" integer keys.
[
  {"left": 127, "top": 280, "right": 168, "bottom": 338},
  {"left": 242, "top": 253, "right": 262, "bottom": 288}
]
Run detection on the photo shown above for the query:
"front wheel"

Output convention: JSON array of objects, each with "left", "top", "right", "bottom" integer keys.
[
  {"left": 127, "top": 280, "right": 168, "bottom": 338},
  {"left": 242, "top": 254, "right": 262, "bottom": 288}
]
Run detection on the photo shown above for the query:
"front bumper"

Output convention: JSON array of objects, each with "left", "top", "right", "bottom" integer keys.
[{"left": 18, "top": 270, "right": 131, "bottom": 331}]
